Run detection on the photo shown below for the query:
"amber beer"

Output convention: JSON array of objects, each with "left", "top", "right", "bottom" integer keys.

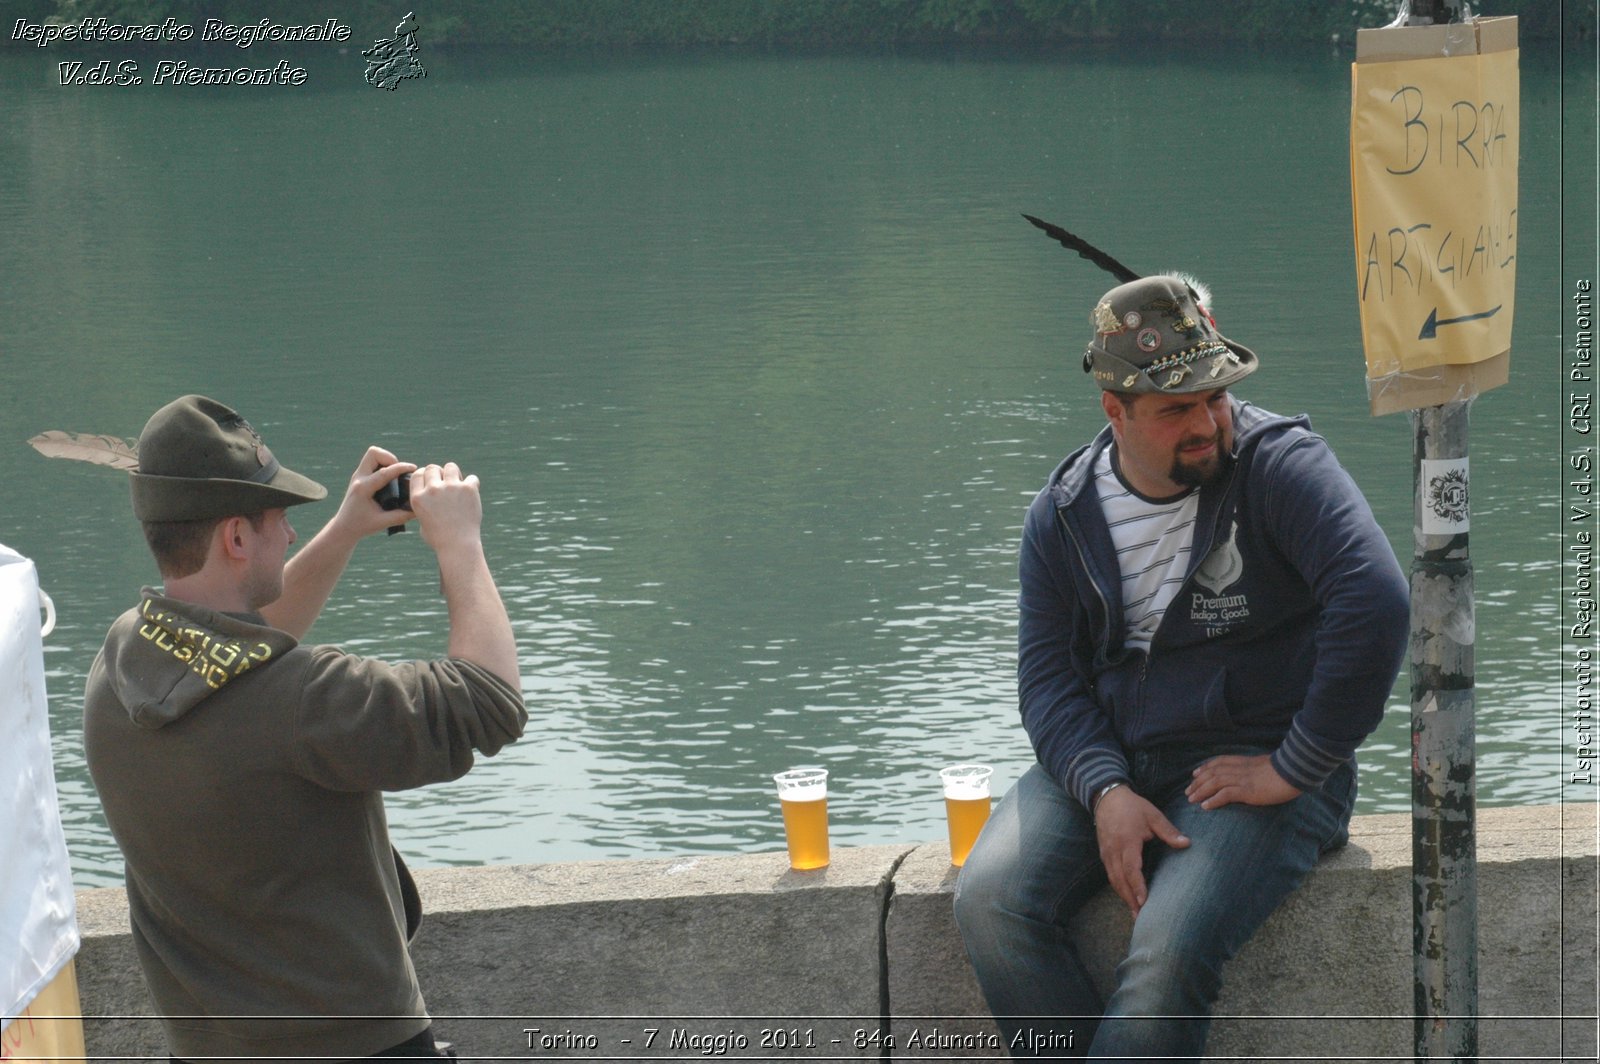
[
  {"left": 940, "top": 764, "right": 993, "bottom": 867},
  {"left": 780, "top": 794, "right": 829, "bottom": 870},
  {"left": 772, "top": 768, "right": 829, "bottom": 870}
]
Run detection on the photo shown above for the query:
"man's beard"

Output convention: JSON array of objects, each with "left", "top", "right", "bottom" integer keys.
[{"left": 1169, "top": 432, "right": 1230, "bottom": 488}]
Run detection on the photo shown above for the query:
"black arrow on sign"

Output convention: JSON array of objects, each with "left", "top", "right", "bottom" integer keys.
[{"left": 1418, "top": 305, "right": 1502, "bottom": 340}]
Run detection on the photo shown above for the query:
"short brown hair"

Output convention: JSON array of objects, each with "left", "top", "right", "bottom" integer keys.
[{"left": 142, "top": 512, "right": 267, "bottom": 579}]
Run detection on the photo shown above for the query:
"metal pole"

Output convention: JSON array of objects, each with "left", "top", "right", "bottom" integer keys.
[
  {"left": 1406, "top": 12, "right": 1478, "bottom": 1062},
  {"left": 1410, "top": 399, "right": 1478, "bottom": 1061},
  {"left": 1373, "top": 5, "right": 1480, "bottom": 1056},
  {"left": 1406, "top": 0, "right": 1457, "bottom": 25}
]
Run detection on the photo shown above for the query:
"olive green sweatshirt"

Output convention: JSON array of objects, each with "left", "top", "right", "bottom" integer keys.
[{"left": 84, "top": 590, "right": 527, "bottom": 1062}]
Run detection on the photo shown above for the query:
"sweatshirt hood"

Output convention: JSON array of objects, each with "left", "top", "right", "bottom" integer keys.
[
  {"left": 101, "top": 590, "right": 298, "bottom": 729},
  {"left": 1046, "top": 397, "right": 1309, "bottom": 509}
]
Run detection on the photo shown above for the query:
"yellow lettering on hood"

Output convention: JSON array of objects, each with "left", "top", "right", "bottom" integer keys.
[{"left": 138, "top": 598, "right": 276, "bottom": 691}]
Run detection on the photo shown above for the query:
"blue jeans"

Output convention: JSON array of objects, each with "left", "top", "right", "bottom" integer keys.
[{"left": 952, "top": 745, "right": 1355, "bottom": 1062}]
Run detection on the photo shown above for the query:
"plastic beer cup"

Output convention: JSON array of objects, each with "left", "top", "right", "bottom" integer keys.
[
  {"left": 772, "top": 768, "right": 829, "bottom": 870},
  {"left": 940, "top": 764, "right": 993, "bottom": 867}
]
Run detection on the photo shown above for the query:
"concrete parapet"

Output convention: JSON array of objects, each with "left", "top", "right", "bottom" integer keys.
[
  {"left": 888, "top": 803, "right": 1599, "bottom": 1061},
  {"left": 408, "top": 846, "right": 908, "bottom": 1057},
  {"left": 71, "top": 803, "right": 1597, "bottom": 1061}
]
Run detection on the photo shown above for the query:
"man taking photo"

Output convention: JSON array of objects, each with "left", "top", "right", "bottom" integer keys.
[{"left": 85, "top": 395, "right": 526, "bottom": 1061}]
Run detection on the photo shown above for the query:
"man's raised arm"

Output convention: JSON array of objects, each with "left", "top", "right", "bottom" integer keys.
[
  {"left": 407, "top": 462, "right": 521, "bottom": 692},
  {"left": 260, "top": 447, "right": 415, "bottom": 638}
]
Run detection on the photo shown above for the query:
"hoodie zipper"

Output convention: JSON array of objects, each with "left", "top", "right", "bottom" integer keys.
[{"left": 1058, "top": 512, "right": 1114, "bottom": 670}]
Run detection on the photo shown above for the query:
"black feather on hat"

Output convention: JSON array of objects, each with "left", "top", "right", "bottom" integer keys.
[{"left": 1022, "top": 214, "right": 1257, "bottom": 395}]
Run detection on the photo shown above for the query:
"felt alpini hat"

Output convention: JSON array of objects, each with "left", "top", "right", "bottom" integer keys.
[
  {"left": 129, "top": 396, "right": 327, "bottom": 521},
  {"left": 1084, "top": 274, "right": 1258, "bottom": 395},
  {"left": 1020, "top": 213, "right": 1258, "bottom": 395}
]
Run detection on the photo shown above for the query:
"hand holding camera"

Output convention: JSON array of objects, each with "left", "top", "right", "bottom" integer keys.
[
  {"left": 392, "top": 463, "right": 484, "bottom": 555},
  {"left": 373, "top": 473, "right": 413, "bottom": 535},
  {"left": 366, "top": 453, "right": 484, "bottom": 556},
  {"left": 321, "top": 447, "right": 415, "bottom": 543}
]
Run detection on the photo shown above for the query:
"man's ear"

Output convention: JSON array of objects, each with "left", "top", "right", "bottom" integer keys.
[
  {"left": 216, "top": 516, "right": 252, "bottom": 562},
  {"left": 1101, "top": 390, "right": 1126, "bottom": 433}
]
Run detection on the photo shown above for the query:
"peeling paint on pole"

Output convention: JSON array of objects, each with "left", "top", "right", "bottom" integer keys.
[{"left": 1410, "top": 401, "right": 1478, "bottom": 1061}]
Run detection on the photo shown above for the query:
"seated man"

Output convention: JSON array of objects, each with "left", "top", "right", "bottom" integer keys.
[
  {"left": 953, "top": 275, "right": 1409, "bottom": 1059},
  {"left": 85, "top": 395, "right": 526, "bottom": 1061}
]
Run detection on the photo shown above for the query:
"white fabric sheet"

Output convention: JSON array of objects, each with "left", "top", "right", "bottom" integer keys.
[{"left": 0, "top": 544, "right": 79, "bottom": 1031}]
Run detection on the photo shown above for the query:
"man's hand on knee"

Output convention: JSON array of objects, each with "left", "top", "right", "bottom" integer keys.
[
  {"left": 1185, "top": 754, "right": 1302, "bottom": 810},
  {"left": 1095, "top": 787, "right": 1190, "bottom": 919}
]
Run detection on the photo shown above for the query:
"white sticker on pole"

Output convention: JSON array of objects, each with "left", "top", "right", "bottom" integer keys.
[{"left": 1421, "top": 458, "right": 1470, "bottom": 535}]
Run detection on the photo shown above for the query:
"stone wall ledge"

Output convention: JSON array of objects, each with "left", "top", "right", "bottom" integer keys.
[{"left": 72, "top": 802, "right": 1598, "bottom": 1061}]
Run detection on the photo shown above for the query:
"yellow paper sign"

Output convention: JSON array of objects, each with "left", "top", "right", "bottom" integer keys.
[
  {"left": 1351, "top": 44, "right": 1519, "bottom": 382},
  {"left": 1, "top": 961, "right": 85, "bottom": 1063}
]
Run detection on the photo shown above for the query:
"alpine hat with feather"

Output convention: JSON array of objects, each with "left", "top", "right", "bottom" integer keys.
[
  {"left": 1085, "top": 275, "right": 1257, "bottom": 396},
  {"left": 129, "top": 395, "right": 327, "bottom": 522},
  {"left": 1020, "top": 213, "right": 1257, "bottom": 395}
]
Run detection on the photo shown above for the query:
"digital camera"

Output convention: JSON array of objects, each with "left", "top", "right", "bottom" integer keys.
[
  {"left": 373, "top": 474, "right": 411, "bottom": 512},
  {"left": 374, "top": 472, "right": 412, "bottom": 535}
]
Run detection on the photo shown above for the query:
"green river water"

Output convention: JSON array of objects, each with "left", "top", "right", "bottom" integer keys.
[{"left": 0, "top": 39, "right": 1592, "bottom": 887}]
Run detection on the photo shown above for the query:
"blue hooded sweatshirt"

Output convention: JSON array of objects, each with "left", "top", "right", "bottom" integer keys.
[{"left": 1018, "top": 398, "right": 1409, "bottom": 810}]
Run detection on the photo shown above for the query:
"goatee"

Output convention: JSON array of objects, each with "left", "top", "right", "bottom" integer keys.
[{"left": 1169, "top": 434, "right": 1230, "bottom": 488}]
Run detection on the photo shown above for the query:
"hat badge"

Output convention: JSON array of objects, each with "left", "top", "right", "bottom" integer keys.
[
  {"left": 1093, "top": 301, "right": 1123, "bottom": 335},
  {"left": 234, "top": 418, "right": 269, "bottom": 468},
  {"left": 225, "top": 413, "right": 271, "bottom": 469}
]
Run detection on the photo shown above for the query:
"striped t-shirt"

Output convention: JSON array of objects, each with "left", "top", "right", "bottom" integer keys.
[{"left": 1095, "top": 446, "right": 1199, "bottom": 652}]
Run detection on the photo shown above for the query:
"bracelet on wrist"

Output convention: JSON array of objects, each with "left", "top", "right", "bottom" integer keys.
[{"left": 1091, "top": 780, "right": 1126, "bottom": 818}]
